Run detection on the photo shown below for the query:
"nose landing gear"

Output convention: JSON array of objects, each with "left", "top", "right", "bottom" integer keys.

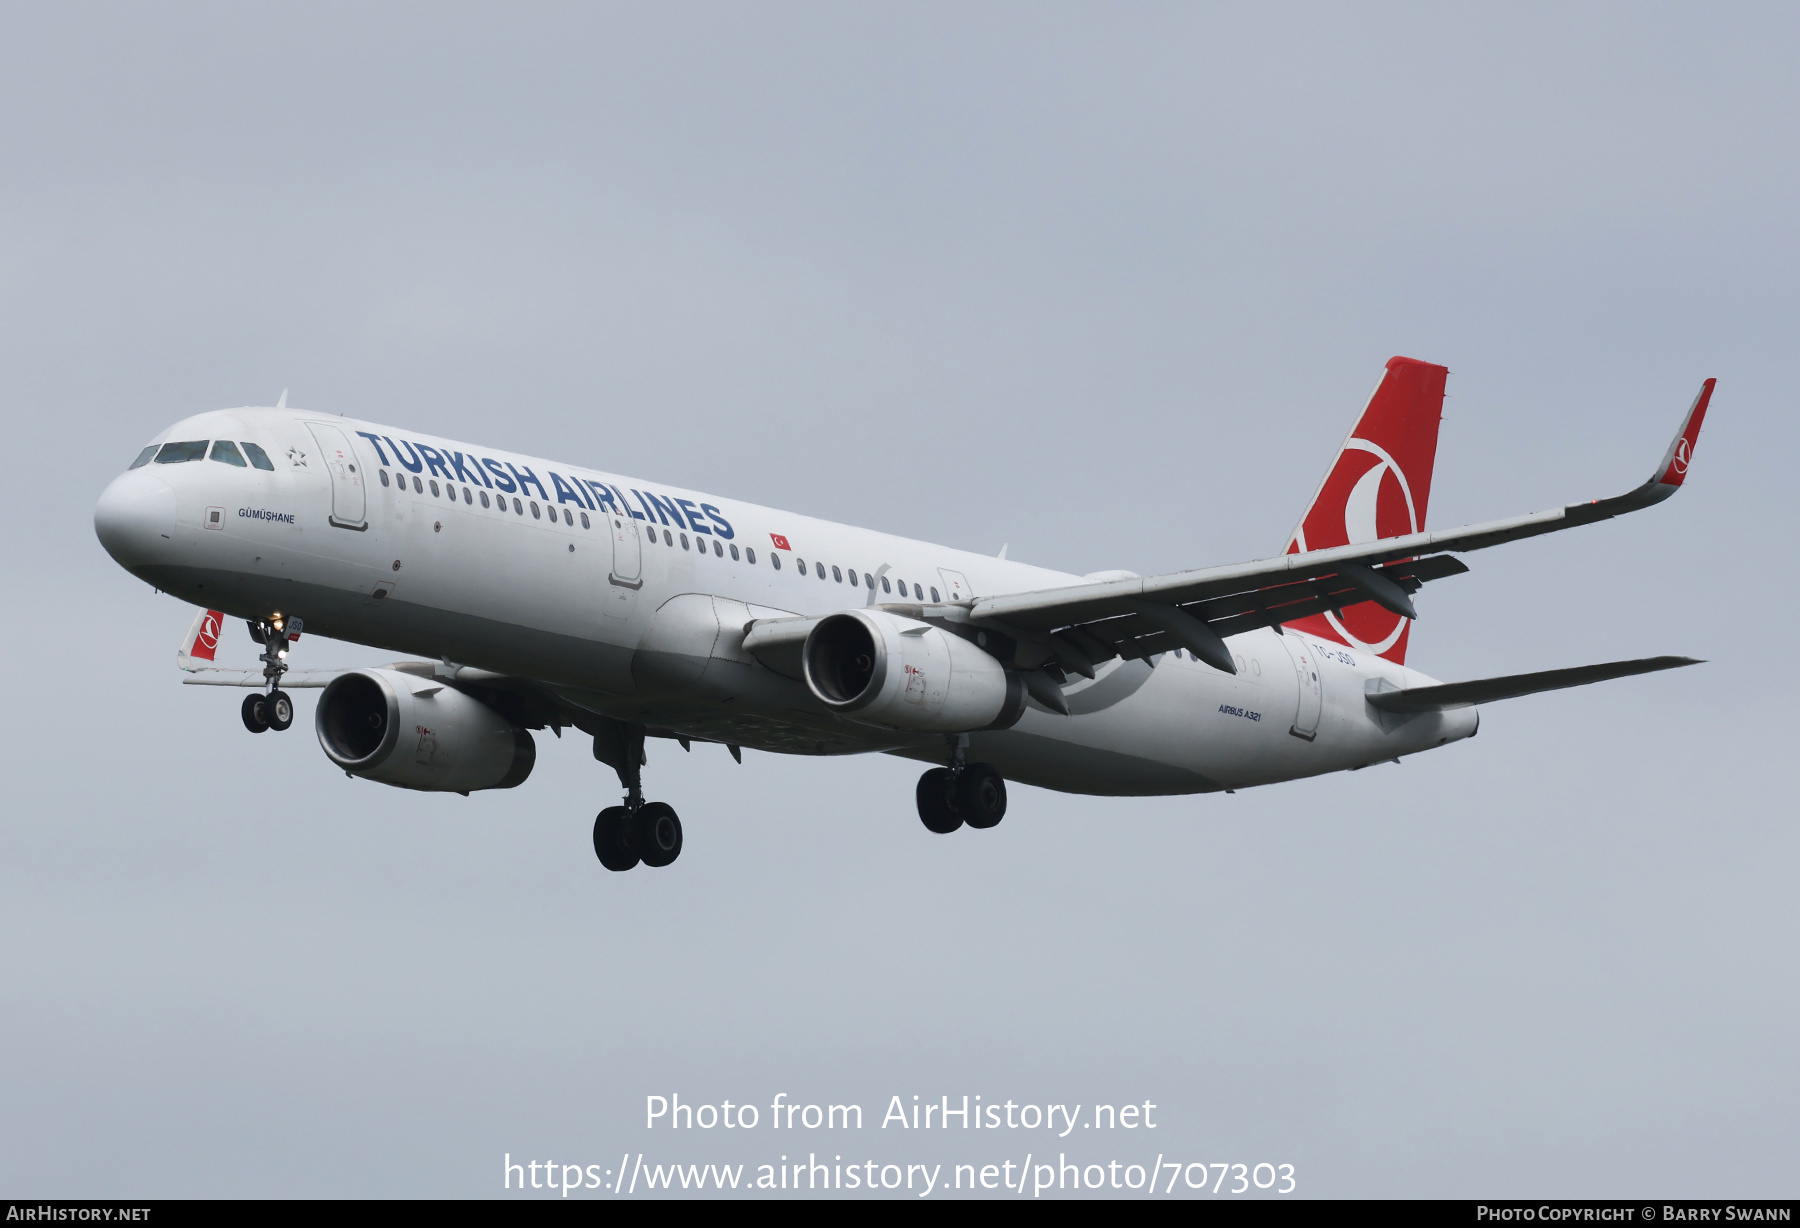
[
  {"left": 915, "top": 735, "right": 1008, "bottom": 834},
  {"left": 590, "top": 721, "right": 684, "bottom": 871}
]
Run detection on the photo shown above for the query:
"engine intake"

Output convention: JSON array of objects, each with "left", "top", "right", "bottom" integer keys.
[
  {"left": 802, "top": 610, "right": 1024, "bottom": 733},
  {"left": 316, "top": 668, "right": 535, "bottom": 792}
]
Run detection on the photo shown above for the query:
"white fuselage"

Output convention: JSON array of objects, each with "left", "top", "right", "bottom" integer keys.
[{"left": 95, "top": 407, "right": 1477, "bottom": 796}]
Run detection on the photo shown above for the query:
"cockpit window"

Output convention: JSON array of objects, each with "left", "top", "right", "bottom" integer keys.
[
  {"left": 209, "top": 440, "right": 247, "bottom": 467},
  {"left": 128, "top": 445, "right": 158, "bottom": 470},
  {"left": 241, "top": 441, "right": 275, "bottom": 471},
  {"left": 155, "top": 440, "right": 208, "bottom": 464}
]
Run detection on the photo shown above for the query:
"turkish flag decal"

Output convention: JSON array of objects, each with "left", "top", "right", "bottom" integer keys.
[{"left": 770, "top": 533, "right": 791, "bottom": 551}]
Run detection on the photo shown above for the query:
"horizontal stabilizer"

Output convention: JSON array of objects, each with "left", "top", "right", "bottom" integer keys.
[{"left": 1365, "top": 655, "right": 1701, "bottom": 713}]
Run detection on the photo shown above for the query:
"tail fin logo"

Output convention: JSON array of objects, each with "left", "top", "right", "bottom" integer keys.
[
  {"left": 1289, "top": 439, "right": 1421, "bottom": 555},
  {"left": 1289, "top": 442, "right": 1419, "bottom": 657},
  {"left": 1672, "top": 437, "right": 1692, "bottom": 475},
  {"left": 1338, "top": 439, "right": 1420, "bottom": 546},
  {"left": 1284, "top": 356, "right": 1448, "bottom": 664},
  {"left": 192, "top": 611, "right": 222, "bottom": 661}
]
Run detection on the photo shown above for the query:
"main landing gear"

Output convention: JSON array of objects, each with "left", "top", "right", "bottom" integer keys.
[
  {"left": 590, "top": 721, "right": 683, "bottom": 872},
  {"left": 240, "top": 690, "right": 295, "bottom": 733},
  {"left": 593, "top": 802, "right": 683, "bottom": 872},
  {"left": 240, "top": 615, "right": 302, "bottom": 733},
  {"left": 915, "top": 735, "right": 1007, "bottom": 834}
]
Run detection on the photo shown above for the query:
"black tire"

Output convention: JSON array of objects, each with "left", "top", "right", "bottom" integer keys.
[
  {"left": 637, "top": 802, "right": 683, "bottom": 868},
  {"left": 956, "top": 763, "right": 1007, "bottom": 829},
  {"left": 265, "top": 690, "right": 294, "bottom": 732},
  {"left": 241, "top": 692, "right": 269, "bottom": 733},
  {"left": 593, "top": 807, "right": 639, "bottom": 871},
  {"left": 915, "top": 768, "right": 962, "bottom": 833}
]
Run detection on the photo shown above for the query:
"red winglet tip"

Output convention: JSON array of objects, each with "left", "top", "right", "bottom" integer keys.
[{"left": 1659, "top": 378, "right": 1713, "bottom": 487}]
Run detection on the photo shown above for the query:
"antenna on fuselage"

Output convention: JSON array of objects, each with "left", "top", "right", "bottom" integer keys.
[{"left": 275, "top": 389, "right": 288, "bottom": 409}]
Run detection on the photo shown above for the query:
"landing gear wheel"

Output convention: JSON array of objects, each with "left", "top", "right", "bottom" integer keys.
[
  {"left": 593, "top": 807, "right": 639, "bottom": 871},
  {"left": 915, "top": 768, "right": 962, "bottom": 833},
  {"left": 265, "top": 690, "right": 294, "bottom": 732},
  {"left": 955, "top": 763, "right": 1007, "bottom": 829},
  {"left": 636, "top": 802, "right": 683, "bottom": 868},
  {"left": 241, "top": 692, "right": 269, "bottom": 733}
]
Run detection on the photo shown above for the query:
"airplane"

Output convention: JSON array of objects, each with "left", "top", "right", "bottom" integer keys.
[{"left": 93, "top": 360, "right": 1712, "bottom": 872}]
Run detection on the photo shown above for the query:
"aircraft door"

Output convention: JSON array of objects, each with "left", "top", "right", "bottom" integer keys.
[
  {"left": 605, "top": 512, "right": 643, "bottom": 619},
  {"left": 938, "top": 569, "right": 974, "bottom": 602},
  {"left": 304, "top": 422, "right": 368, "bottom": 530},
  {"left": 1281, "top": 635, "right": 1322, "bottom": 741}
]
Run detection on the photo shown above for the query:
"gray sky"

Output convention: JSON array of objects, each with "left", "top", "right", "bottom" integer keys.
[{"left": 2, "top": 2, "right": 1794, "bottom": 1198}]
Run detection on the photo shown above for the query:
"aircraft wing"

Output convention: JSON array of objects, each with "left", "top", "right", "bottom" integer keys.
[
  {"left": 180, "top": 668, "right": 343, "bottom": 687},
  {"left": 966, "top": 379, "right": 1714, "bottom": 675}
]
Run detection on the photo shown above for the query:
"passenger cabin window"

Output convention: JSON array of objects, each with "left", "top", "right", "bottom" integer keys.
[
  {"left": 729, "top": 544, "right": 739, "bottom": 561},
  {"left": 769, "top": 552, "right": 779, "bottom": 570},
  {"left": 242, "top": 441, "right": 275, "bottom": 471},
  {"left": 580, "top": 512, "right": 590, "bottom": 529},
  {"left": 818, "top": 564, "right": 827, "bottom": 581},
  {"left": 480, "top": 491, "right": 490, "bottom": 508},
  {"left": 429, "top": 480, "right": 440, "bottom": 497},
  {"left": 680, "top": 533, "right": 689, "bottom": 550},
  {"left": 155, "top": 440, "right": 208, "bottom": 464},
  {"left": 530, "top": 501, "right": 541, "bottom": 519},
  {"left": 746, "top": 547, "right": 756, "bottom": 564},
  {"left": 863, "top": 573, "right": 873, "bottom": 589},
  {"left": 379, "top": 470, "right": 390, "bottom": 487},
  {"left": 881, "top": 577, "right": 891, "bottom": 593},
  {"left": 796, "top": 559, "right": 807, "bottom": 575},
  {"left": 414, "top": 476, "right": 425, "bottom": 493},
  {"left": 913, "top": 583, "right": 923, "bottom": 600},
  {"left": 832, "top": 566, "right": 842, "bottom": 583},
  {"left": 849, "top": 570, "right": 859, "bottom": 587},
  {"left": 663, "top": 529, "right": 673, "bottom": 545},
  {"left": 930, "top": 587, "right": 940, "bottom": 602},
  {"left": 129, "top": 445, "right": 158, "bottom": 470},
  {"left": 712, "top": 539, "right": 722, "bottom": 556}
]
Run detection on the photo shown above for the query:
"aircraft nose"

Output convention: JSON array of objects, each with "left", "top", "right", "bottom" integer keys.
[{"left": 94, "top": 469, "right": 177, "bottom": 569}]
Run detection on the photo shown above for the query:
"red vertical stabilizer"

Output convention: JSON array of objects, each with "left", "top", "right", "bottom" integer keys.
[{"left": 1283, "top": 357, "right": 1449, "bottom": 664}]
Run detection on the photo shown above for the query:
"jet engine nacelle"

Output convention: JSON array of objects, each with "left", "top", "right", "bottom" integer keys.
[
  {"left": 802, "top": 610, "right": 1025, "bottom": 733},
  {"left": 315, "top": 668, "right": 535, "bottom": 792}
]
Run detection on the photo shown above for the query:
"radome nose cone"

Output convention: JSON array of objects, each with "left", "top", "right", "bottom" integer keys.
[{"left": 94, "top": 470, "right": 176, "bottom": 568}]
